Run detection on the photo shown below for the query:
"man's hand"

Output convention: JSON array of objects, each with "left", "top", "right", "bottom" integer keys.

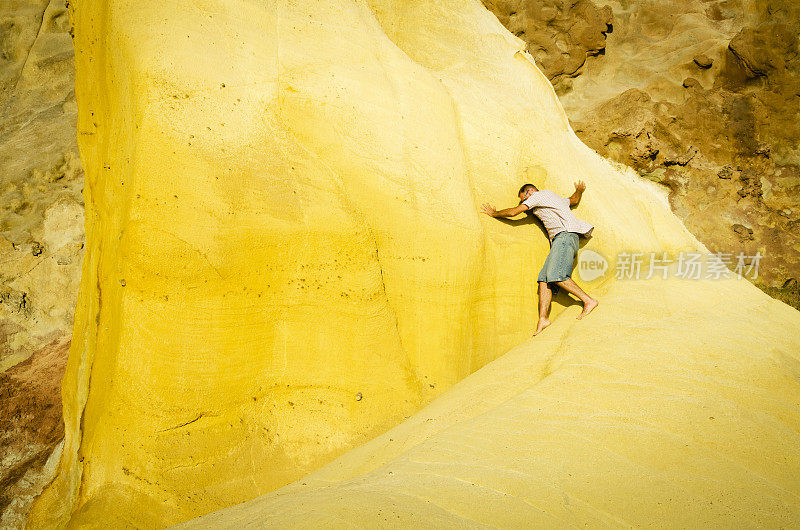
[
  {"left": 481, "top": 202, "right": 527, "bottom": 218},
  {"left": 570, "top": 180, "right": 586, "bottom": 206},
  {"left": 480, "top": 202, "right": 498, "bottom": 217}
]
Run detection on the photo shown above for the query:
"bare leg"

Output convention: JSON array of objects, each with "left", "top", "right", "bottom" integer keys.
[
  {"left": 533, "top": 281, "right": 552, "bottom": 336},
  {"left": 555, "top": 278, "right": 599, "bottom": 319}
]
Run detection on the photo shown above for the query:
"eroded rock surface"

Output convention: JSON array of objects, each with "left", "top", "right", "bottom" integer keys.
[
  {"left": 2, "top": 0, "right": 800, "bottom": 527},
  {"left": 24, "top": 0, "right": 800, "bottom": 527},
  {"left": 0, "top": 337, "right": 68, "bottom": 529},
  {"left": 0, "top": 0, "right": 83, "bottom": 526},
  {"left": 482, "top": 0, "right": 613, "bottom": 93}
]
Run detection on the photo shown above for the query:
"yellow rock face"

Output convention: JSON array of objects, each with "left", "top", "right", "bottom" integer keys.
[
  {"left": 29, "top": 0, "right": 800, "bottom": 528},
  {"left": 179, "top": 273, "right": 800, "bottom": 528}
]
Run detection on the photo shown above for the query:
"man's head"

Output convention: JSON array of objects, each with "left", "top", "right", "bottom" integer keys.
[{"left": 518, "top": 183, "right": 538, "bottom": 203}]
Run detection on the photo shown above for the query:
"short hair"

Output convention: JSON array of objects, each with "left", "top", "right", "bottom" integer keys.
[{"left": 518, "top": 183, "right": 538, "bottom": 195}]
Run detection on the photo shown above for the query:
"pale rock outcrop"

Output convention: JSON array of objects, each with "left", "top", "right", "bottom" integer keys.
[{"left": 0, "top": 0, "right": 83, "bottom": 526}]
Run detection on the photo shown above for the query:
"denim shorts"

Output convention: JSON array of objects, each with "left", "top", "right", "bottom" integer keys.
[{"left": 537, "top": 231, "right": 579, "bottom": 283}]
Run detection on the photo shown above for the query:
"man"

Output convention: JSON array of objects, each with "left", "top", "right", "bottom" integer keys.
[{"left": 480, "top": 181, "right": 599, "bottom": 336}]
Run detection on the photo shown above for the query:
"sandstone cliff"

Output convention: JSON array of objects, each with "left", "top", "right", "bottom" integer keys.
[{"left": 23, "top": 0, "right": 800, "bottom": 528}]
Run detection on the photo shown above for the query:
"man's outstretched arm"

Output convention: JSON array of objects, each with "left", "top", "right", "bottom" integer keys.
[
  {"left": 480, "top": 202, "right": 528, "bottom": 218},
  {"left": 569, "top": 180, "right": 587, "bottom": 206}
]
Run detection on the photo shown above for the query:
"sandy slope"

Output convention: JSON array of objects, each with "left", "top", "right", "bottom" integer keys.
[{"left": 178, "top": 273, "right": 800, "bottom": 527}]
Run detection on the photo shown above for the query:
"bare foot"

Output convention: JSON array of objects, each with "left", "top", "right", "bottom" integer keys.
[
  {"left": 532, "top": 317, "right": 551, "bottom": 336},
  {"left": 576, "top": 298, "right": 599, "bottom": 320}
]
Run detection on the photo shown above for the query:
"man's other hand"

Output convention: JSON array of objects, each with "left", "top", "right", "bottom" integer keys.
[
  {"left": 574, "top": 180, "right": 586, "bottom": 192},
  {"left": 480, "top": 202, "right": 498, "bottom": 217}
]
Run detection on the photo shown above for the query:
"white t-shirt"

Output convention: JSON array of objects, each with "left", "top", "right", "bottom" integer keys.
[{"left": 522, "top": 190, "right": 594, "bottom": 242}]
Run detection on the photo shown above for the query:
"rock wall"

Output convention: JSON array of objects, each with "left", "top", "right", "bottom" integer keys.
[
  {"left": 0, "top": 0, "right": 83, "bottom": 526},
  {"left": 29, "top": 0, "right": 789, "bottom": 527},
  {"left": 2, "top": 0, "right": 798, "bottom": 527},
  {"left": 180, "top": 268, "right": 800, "bottom": 527},
  {"left": 482, "top": 0, "right": 613, "bottom": 93}
]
